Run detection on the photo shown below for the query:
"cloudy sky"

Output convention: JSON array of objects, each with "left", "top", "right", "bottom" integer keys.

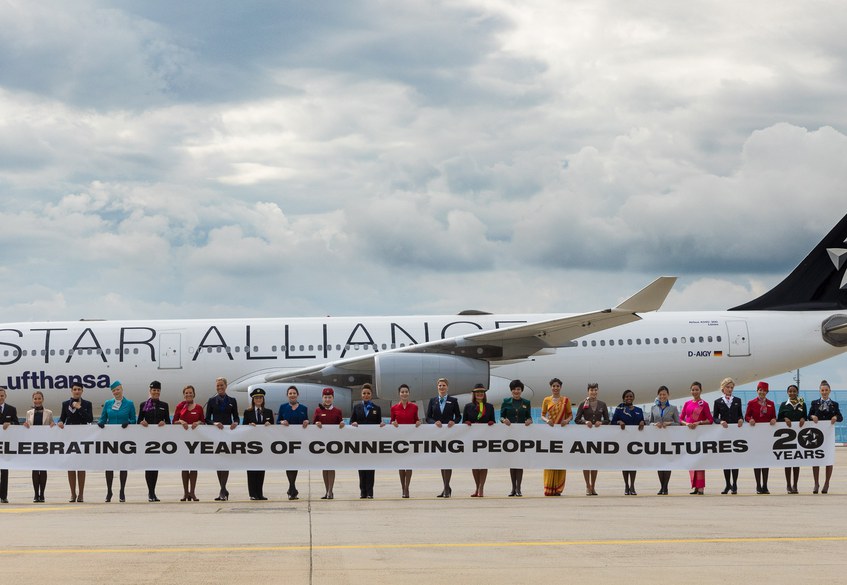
[{"left": 1, "top": 0, "right": 846, "bottom": 388}]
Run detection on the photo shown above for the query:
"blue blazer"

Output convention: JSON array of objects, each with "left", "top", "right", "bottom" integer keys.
[{"left": 99, "top": 399, "right": 137, "bottom": 426}]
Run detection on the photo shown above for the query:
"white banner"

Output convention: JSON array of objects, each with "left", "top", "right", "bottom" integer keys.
[{"left": 0, "top": 423, "right": 835, "bottom": 471}]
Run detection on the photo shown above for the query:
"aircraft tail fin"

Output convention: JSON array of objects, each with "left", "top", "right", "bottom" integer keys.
[{"left": 730, "top": 213, "right": 847, "bottom": 311}]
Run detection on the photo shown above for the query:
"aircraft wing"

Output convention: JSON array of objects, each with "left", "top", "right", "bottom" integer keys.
[{"left": 261, "top": 277, "right": 676, "bottom": 386}]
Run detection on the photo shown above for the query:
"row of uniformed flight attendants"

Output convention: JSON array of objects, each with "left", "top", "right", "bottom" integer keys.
[{"left": 0, "top": 376, "right": 842, "bottom": 503}]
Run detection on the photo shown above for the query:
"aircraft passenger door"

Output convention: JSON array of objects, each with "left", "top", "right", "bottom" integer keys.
[
  {"left": 159, "top": 332, "right": 182, "bottom": 369},
  {"left": 726, "top": 320, "right": 750, "bottom": 357}
]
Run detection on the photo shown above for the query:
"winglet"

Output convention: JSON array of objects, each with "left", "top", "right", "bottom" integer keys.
[{"left": 614, "top": 276, "right": 677, "bottom": 313}]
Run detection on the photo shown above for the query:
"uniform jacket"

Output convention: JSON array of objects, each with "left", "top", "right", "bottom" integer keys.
[
  {"left": 205, "top": 395, "right": 240, "bottom": 425},
  {"left": 59, "top": 398, "right": 94, "bottom": 425},
  {"left": 425, "top": 395, "right": 462, "bottom": 425},
  {"left": 713, "top": 395, "right": 744, "bottom": 424},
  {"left": 243, "top": 407, "right": 274, "bottom": 425},
  {"left": 26, "top": 408, "right": 54, "bottom": 426},
  {"left": 138, "top": 400, "right": 171, "bottom": 425},
  {"left": 350, "top": 402, "right": 383, "bottom": 425}
]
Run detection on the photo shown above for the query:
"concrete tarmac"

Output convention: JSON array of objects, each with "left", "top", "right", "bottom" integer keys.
[{"left": 1, "top": 452, "right": 845, "bottom": 584}]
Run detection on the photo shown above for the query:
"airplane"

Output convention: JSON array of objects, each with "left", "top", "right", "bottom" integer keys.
[{"left": 1, "top": 213, "right": 847, "bottom": 418}]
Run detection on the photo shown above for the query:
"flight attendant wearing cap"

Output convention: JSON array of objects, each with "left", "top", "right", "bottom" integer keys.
[
  {"left": 243, "top": 387, "right": 274, "bottom": 500},
  {"left": 462, "top": 383, "right": 495, "bottom": 497},
  {"left": 314, "top": 388, "right": 344, "bottom": 499},
  {"left": 138, "top": 380, "right": 171, "bottom": 502},
  {"left": 98, "top": 380, "right": 136, "bottom": 502},
  {"left": 745, "top": 381, "right": 777, "bottom": 494}
]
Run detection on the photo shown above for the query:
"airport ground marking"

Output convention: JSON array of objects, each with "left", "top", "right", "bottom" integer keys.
[{"left": 1, "top": 536, "right": 847, "bottom": 556}]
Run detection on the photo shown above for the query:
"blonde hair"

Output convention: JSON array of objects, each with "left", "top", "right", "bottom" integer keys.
[{"left": 720, "top": 377, "right": 735, "bottom": 389}]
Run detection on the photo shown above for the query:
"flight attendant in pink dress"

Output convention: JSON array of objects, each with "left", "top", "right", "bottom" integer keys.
[{"left": 680, "top": 381, "right": 713, "bottom": 494}]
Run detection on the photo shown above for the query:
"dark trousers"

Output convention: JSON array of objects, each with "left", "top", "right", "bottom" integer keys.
[
  {"left": 145, "top": 470, "right": 159, "bottom": 496},
  {"left": 1, "top": 469, "right": 8, "bottom": 500},
  {"left": 358, "top": 470, "right": 375, "bottom": 497},
  {"left": 247, "top": 471, "right": 266, "bottom": 498}
]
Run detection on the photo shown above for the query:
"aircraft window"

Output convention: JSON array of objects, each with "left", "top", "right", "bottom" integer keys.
[
  {"left": 680, "top": 337, "right": 686, "bottom": 344},
  {"left": 391, "top": 344, "right": 396, "bottom": 349},
  {"left": 41, "top": 350, "right": 46, "bottom": 356},
  {"left": 381, "top": 344, "right": 387, "bottom": 350},
  {"left": 354, "top": 344, "right": 360, "bottom": 350},
  {"left": 299, "top": 345, "right": 304, "bottom": 351},
  {"left": 399, "top": 343, "right": 405, "bottom": 348},
  {"left": 271, "top": 345, "right": 277, "bottom": 352},
  {"left": 654, "top": 338, "right": 659, "bottom": 344},
  {"left": 309, "top": 345, "right": 315, "bottom": 351},
  {"left": 609, "top": 340, "right": 615, "bottom": 346},
  {"left": 2, "top": 350, "right": 6, "bottom": 356},
  {"left": 618, "top": 339, "right": 623, "bottom": 345},
  {"left": 627, "top": 339, "right": 633, "bottom": 345},
  {"left": 234, "top": 346, "right": 240, "bottom": 353},
  {"left": 133, "top": 348, "right": 139, "bottom": 354},
  {"left": 645, "top": 338, "right": 650, "bottom": 345},
  {"left": 716, "top": 336, "right": 722, "bottom": 342},
  {"left": 708, "top": 336, "right": 713, "bottom": 342},
  {"left": 672, "top": 337, "right": 677, "bottom": 343},
  {"left": 698, "top": 336, "right": 704, "bottom": 343},
  {"left": 689, "top": 337, "right": 695, "bottom": 343},
  {"left": 663, "top": 338, "right": 668, "bottom": 344},
  {"left": 206, "top": 347, "right": 212, "bottom": 353},
  {"left": 216, "top": 347, "right": 222, "bottom": 353},
  {"left": 600, "top": 340, "right": 606, "bottom": 346},
  {"left": 104, "top": 349, "right": 110, "bottom": 355},
  {"left": 581, "top": 341, "right": 587, "bottom": 347},
  {"left": 87, "top": 349, "right": 93, "bottom": 355},
  {"left": 345, "top": 345, "right": 350, "bottom": 350},
  {"left": 253, "top": 346, "right": 258, "bottom": 352},
  {"left": 636, "top": 339, "right": 642, "bottom": 345},
  {"left": 591, "top": 340, "right": 597, "bottom": 347}
]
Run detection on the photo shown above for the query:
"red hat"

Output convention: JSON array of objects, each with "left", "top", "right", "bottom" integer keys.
[
  {"left": 757, "top": 381, "right": 769, "bottom": 391},
  {"left": 322, "top": 387, "right": 334, "bottom": 396}
]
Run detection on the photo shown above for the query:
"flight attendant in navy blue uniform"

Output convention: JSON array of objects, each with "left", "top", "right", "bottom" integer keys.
[
  {"left": 712, "top": 377, "right": 744, "bottom": 494},
  {"left": 243, "top": 387, "right": 274, "bottom": 500},
  {"left": 809, "top": 380, "right": 843, "bottom": 494},
  {"left": 350, "top": 383, "right": 385, "bottom": 498},
  {"left": 0, "top": 387, "right": 19, "bottom": 503},
  {"left": 57, "top": 382, "right": 94, "bottom": 502},
  {"left": 425, "top": 378, "right": 462, "bottom": 498},
  {"left": 138, "top": 380, "right": 171, "bottom": 502},
  {"left": 205, "top": 376, "right": 240, "bottom": 501}
]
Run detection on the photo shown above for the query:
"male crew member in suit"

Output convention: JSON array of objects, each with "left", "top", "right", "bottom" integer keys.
[
  {"left": 205, "top": 376, "right": 239, "bottom": 501},
  {"left": 243, "top": 387, "right": 274, "bottom": 500},
  {"left": 713, "top": 377, "right": 744, "bottom": 494},
  {"left": 350, "top": 383, "right": 386, "bottom": 498},
  {"left": 278, "top": 385, "right": 309, "bottom": 500},
  {"left": 425, "top": 378, "right": 462, "bottom": 498},
  {"left": 57, "top": 382, "right": 94, "bottom": 502},
  {"left": 0, "top": 387, "right": 20, "bottom": 503},
  {"left": 138, "top": 380, "right": 171, "bottom": 502}
]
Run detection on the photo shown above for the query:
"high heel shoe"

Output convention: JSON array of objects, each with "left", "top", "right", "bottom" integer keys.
[
  {"left": 721, "top": 487, "right": 730, "bottom": 494},
  {"left": 813, "top": 485, "right": 819, "bottom": 494},
  {"left": 515, "top": 490, "right": 522, "bottom": 497},
  {"left": 69, "top": 495, "right": 77, "bottom": 503},
  {"left": 180, "top": 496, "right": 188, "bottom": 502},
  {"left": 190, "top": 493, "right": 199, "bottom": 501},
  {"left": 822, "top": 485, "right": 829, "bottom": 494},
  {"left": 508, "top": 490, "right": 516, "bottom": 497},
  {"left": 105, "top": 490, "right": 112, "bottom": 503}
]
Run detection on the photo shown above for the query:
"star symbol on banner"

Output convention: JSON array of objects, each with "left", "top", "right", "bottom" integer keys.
[{"left": 826, "top": 243, "right": 847, "bottom": 290}]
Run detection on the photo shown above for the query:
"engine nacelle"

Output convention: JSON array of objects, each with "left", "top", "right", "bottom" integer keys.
[
  {"left": 373, "top": 352, "right": 489, "bottom": 402},
  {"left": 245, "top": 383, "right": 353, "bottom": 418}
]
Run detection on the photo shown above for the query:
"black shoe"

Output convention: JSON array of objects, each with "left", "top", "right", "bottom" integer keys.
[
  {"left": 437, "top": 491, "right": 445, "bottom": 498},
  {"left": 0, "top": 498, "right": 7, "bottom": 504},
  {"left": 515, "top": 490, "right": 522, "bottom": 497},
  {"left": 289, "top": 494, "right": 299, "bottom": 500},
  {"left": 148, "top": 495, "right": 160, "bottom": 502},
  {"left": 105, "top": 491, "right": 113, "bottom": 503},
  {"left": 257, "top": 496, "right": 268, "bottom": 500},
  {"left": 721, "top": 487, "right": 730, "bottom": 494},
  {"left": 119, "top": 493, "right": 126, "bottom": 503},
  {"left": 630, "top": 489, "right": 637, "bottom": 496},
  {"left": 625, "top": 488, "right": 631, "bottom": 496},
  {"left": 508, "top": 491, "right": 516, "bottom": 497},
  {"left": 761, "top": 488, "right": 770, "bottom": 494},
  {"left": 690, "top": 489, "right": 699, "bottom": 495}
]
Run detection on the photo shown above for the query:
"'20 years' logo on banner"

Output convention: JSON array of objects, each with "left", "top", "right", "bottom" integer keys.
[{"left": 772, "top": 427, "right": 826, "bottom": 461}]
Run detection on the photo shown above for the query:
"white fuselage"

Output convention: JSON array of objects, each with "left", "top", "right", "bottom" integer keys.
[{"left": 0, "top": 310, "right": 842, "bottom": 414}]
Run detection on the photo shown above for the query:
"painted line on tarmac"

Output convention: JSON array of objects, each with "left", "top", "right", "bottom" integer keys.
[
  {"left": 1, "top": 536, "right": 847, "bottom": 555},
  {"left": 0, "top": 507, "right": 75, "bottom": 514}
]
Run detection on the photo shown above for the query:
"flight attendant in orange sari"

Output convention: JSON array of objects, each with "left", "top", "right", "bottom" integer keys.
[{"left": 540, "top": 378, "right": 573, "bottom": 496}]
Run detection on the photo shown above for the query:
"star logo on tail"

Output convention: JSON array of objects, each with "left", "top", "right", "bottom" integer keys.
[{"left": 827, "top": 243, "right": 847, "bottom": 290}]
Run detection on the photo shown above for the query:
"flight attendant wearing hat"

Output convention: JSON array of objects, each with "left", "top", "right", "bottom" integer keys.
[
  {"left": 243, "top": 387, "right": 274, "bottom": 500},
  {"left": 462, "top": 383, "right": 495, "bottom": 497},
  {"left": 314, "top": 388, "right": 345, "bottom": 499},
  {"left": 745, "top": 381, "right": 777, "bottom": 494}
]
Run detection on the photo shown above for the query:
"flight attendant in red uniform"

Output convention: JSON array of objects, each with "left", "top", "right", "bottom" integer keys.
[
  {"left": 314, "top": 388, "right": 345, "bottom": 499},
  {"left": 745, "top": 381, "right": 777, "bottom": 494},
  {"left": 390, "top": 384, "right": 421, "bottom": 498}
]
